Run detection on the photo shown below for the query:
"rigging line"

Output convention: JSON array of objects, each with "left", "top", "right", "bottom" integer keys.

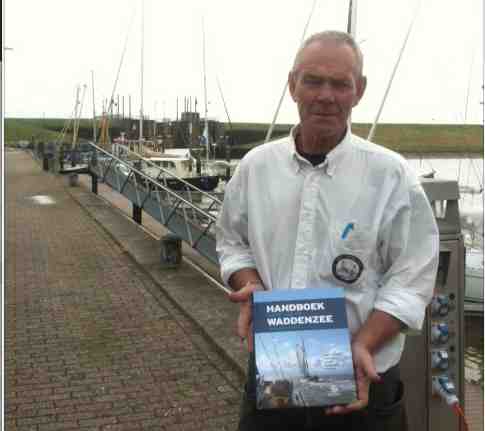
[
  {"left": 56, "top": 85, "right": 81, "bottom": 146},
  {"left": 108, "top": 6, "right": 137, "bottom": 116},
  {"left": 264, "top": 0, "right": 317, "bottom": 143},
  {"left": 469, "top": 158, "right": 483, "bottom": 190},
  {"left": 367, "top": 0, "right": 421, "bottom": 142},
  {"left": 463, "top": 49, "right": 482, "bottom": 191},
  {"left": 457, "top": 47, "right": 478, "bottom": 189},
  {"left": 258, "top": 337, "right": 282, "bottom": 379},
  {"left": 457, "top": 114, "right": 464, "bottom": 182},
  {"left": 347, "top": 0, "right": 358, "bottom": 37},
  {"left": 216, "top": 77, "right": 233, "bottom": 131},
  {"left": 270, "top": 337, "right": 286, "bottom": 380},
  {"left": 202, "top": 16, "right": 210, "bottom": 163}
]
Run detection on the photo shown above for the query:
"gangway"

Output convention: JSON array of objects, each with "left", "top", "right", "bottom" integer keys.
[{"left": 87, "top": 143, "right": 223, "bottom": 265}]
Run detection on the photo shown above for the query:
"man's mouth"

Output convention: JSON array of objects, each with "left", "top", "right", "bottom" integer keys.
[{"left": 311, "top": 112, "right": 338, "bottom": 117}]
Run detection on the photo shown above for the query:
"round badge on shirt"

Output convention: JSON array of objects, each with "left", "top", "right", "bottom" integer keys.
[{"left": 332, "top": 254, "right": 364, "bottom": 284}]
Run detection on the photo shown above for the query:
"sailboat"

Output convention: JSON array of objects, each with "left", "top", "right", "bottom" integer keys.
[{"left": 131, "top": 3, "right": 220, "bottom": 192}]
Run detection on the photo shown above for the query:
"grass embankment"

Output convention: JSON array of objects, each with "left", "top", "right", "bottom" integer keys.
[
  {"left": 5, "top": 118, "right": 98, "bottom": 145},
  {"left": 228, "top": 122, "right": 483, "bottom": 155},
  {"left": 5, "top": 118, "right": 483, "bottom": 155},
  {"left": 5, "top": 118, "right": 66, "bottom": 143},
  {"left": 352, "top": 123, "right": 483, "bottom": 154}
]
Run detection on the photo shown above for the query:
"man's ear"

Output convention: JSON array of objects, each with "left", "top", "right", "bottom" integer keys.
[
  {"left": 288, "top": 71, "right": 297, "bottom": 102},
  {"left": 353, "top": 75, "right": 367, "bottom": 106}
]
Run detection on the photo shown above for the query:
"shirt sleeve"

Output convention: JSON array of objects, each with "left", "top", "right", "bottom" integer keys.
[
  {"left": 374, "top": 181, "right": 439, "bottom": 331},
  {"left": 215, "top": 162, "right": 257, "bottom": 286}
]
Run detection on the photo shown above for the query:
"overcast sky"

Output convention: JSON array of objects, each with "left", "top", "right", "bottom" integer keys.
[{"left": 4, "top": 0, "right": 484, "bottom": 125}]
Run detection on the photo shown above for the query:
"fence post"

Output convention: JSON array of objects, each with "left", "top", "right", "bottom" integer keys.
[
  {"left": 91, "top": 172, "right": 98, "bottom": 194},
  {"left": 160, "top": 234, "right": 182, "bottom": 268},
  {"left": 133, "top": 204, "right": 142, "bottom": 224}
]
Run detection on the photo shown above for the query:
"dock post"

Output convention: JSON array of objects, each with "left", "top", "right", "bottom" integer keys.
[
  {"left": 160, "top": 233, "right": 182, "bottom": 267},
  {"left": 133, "top": 204, "right": 142, "bottom": 224},
  {"left": 91, "top": 172, "right": 98, "bottom": 194},
  {"left": 68, "top": 173, "right": 79, "bottom": 187}
]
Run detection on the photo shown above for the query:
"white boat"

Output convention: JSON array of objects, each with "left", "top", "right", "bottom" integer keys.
[
  {"left": 465, "top": 248, "right": 484, "bottom": 303},
  {"left": 141, "top": 149, "right": 220, "bottom": 192}
]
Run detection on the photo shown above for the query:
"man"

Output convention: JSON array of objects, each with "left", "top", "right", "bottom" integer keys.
[{"left": 216, "top": 31, "right": 439, "bottom": 430}]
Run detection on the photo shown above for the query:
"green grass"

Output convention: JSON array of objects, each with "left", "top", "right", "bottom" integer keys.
[
  {"left": 5, "top": 118, "right": 483, "bottom": 154},
  {"left": 5, "top": 118, "right": 67, "bottom": 143},
  {"left": 228, "top": 122, "right": 483, "bottom": 154}
]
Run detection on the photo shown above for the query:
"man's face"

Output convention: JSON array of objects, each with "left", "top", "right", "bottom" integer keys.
[{"left": 289, "top": 40, "right": 366, "bottom": 142}]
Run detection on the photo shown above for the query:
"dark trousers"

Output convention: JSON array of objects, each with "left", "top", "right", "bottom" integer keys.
[{"left": 239, "top": 354, "right": 408, "bottom": 431}]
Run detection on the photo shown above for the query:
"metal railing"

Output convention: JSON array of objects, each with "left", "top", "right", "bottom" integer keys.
[{"left": 87, "top": 143, "right": 223, "bottom": 264}]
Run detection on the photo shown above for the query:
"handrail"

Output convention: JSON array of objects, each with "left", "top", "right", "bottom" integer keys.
[
  {"left": 118, "top": 143, "right": 223, "bottom": 203},
  {"left": 88, "top": 142, "right": 220, "bottom": 222}
]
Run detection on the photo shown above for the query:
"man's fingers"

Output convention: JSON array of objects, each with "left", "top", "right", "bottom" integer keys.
[
  {"left": 357, "top": 354, "right": 380, "bottom": 384},
  {"left": 237, "top": 302, "right": 252, "bottom": 339},
  {"left": 352, "top": 341, "right": 381, "bottom": 383},
  {"left": 325, "top": 398, "right": 367, "bottom": 415},
  {"left": 247, "top": 324, "right": 254, "bottom": 352},
  {"left": 229, "top": 289, "right": 250, "bottom": 303},
  {"left": 228, "top": 283, "right": 261, "bottom": 303}
]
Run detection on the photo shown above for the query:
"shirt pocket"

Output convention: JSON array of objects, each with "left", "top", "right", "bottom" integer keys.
[{"left": 319, "top": 222, "right": 376, "bottom": 288}]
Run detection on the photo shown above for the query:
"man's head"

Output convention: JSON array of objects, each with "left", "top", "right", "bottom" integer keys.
[{"left": 288, "top": 31, "right": 367, "bottom": 150}]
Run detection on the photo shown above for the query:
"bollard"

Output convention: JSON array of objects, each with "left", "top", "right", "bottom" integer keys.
[
  {"left": 42, "top": 156, "right": 49, "bottom": 171},
  {"left": 68, "top": 173, "right": 79, "bottom": 187},
  {"left": 91, "top": 173, "right": 98, "bottom": 194},
  {"left": 132, "top": 204, "right": 142, "bottom": 224},
  {"left": 160, "top": 234, "right": 182, "bottom": 268}
]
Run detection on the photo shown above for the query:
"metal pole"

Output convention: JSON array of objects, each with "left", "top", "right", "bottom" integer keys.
[
  {"left": 202, "top": 18, "right": 210, "bottom": 163},
  {"left": 367, "top": 2, "right": 420, "bottom": 142},
  {"left": 264, "top": 0, "right": 317, "bottom": 143},
  {"left": 139, "top": 0, "right": 144, "bottom": 144},
  {"left": 91, "top": 70, "right": 97, "bottom": 143}
]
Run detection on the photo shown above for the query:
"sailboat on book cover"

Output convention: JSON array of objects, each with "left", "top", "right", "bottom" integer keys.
[{"left": 253, "top": 286, "right": 357, "bottom": 409}]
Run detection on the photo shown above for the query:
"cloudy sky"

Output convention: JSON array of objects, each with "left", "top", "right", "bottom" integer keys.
[{"left": 4, "top": 0, "right": 484, "bottom": 125}]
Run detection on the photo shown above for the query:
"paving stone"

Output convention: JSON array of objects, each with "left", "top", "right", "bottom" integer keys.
[{"left": 6, "top": 152, "right": 240, "bottom": 431}]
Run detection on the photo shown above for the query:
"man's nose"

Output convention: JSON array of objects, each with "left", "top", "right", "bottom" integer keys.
[{"left": 315, "top": 82, "right": 335, "bottom": 102}]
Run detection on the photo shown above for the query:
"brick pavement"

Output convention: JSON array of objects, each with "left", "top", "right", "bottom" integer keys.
[
  {"left": 6, "top": 150, "right": 483, "bottom": 431},
  {"left": 5, "top": 150, "right": 241, "bottom": 431}
]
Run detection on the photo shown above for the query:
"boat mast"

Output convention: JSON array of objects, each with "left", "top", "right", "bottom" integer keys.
[
  {"left": 139, "top": 0, "right": 145, "bottom": 151},
  {"left": 367, "top": 2, "right": 420, "bottom": 141},
  {"left": 91, "top": 70, "right": 97, "bottom": 143},
  {"left": 347, "top": 0, "right": 358, "bottom": 37},
  {"left": 202, "top": 17, "right": 210, "bottom": 164},
  {"left": 264, "top": 0, "right": 317, "bottom": 143},
  {"left": 346, "top": 0, "right": 357, "bottom": 128},
  {"left": 72, "top": 85, "right": 81, "bottom": 150}
]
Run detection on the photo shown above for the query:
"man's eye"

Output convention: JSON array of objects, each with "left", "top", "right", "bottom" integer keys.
[
  {"left": 333, "top": 80, "right": 351, "bottom": 89},
  {"left": 303, "top": 76, "right": 321, "bottom": 85}
]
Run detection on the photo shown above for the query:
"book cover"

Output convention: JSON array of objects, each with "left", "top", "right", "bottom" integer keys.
[{"left": 252, "top": 286, "right": 357, "bottom": 409}]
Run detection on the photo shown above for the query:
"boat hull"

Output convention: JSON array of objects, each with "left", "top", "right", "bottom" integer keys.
[{"left": 162, "top": 175, "right": 220, "bottom": 192}]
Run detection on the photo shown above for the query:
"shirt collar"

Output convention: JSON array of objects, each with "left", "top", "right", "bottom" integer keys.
[{"left": 289, "top": 124, "right": 353, "bottom": 177}]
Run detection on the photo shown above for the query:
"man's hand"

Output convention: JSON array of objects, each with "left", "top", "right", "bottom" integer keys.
[
  {"left": 324, "top": 340, "right": 381, "bottom": 415},
  {"left": 228, "top": 282, "right": 263, "bottom": 352}
]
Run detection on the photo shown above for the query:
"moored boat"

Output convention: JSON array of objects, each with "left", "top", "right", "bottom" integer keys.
[{"left": 141, "top": 149, "right": 220, "bottom": 192}]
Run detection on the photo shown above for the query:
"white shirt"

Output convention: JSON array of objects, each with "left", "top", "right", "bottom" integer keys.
[{"left": 216, "top": 126, "right": 439, "bottom": 372}]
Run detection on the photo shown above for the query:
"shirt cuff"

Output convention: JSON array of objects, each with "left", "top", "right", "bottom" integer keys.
[
  {"left": 220, "top": 253, "right": 257, "bottom": 286},
  {"left": 374, "top": 280, "right": 431, "bottom": 332}
]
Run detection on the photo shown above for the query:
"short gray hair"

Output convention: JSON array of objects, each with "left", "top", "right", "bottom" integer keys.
[{"left": 292, "top": 30, "right": 364, "bottom": 78}]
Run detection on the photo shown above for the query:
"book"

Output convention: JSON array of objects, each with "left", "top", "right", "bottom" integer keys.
[{"left": 252, "top": 285, "right": 357, "bottom": 409}]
